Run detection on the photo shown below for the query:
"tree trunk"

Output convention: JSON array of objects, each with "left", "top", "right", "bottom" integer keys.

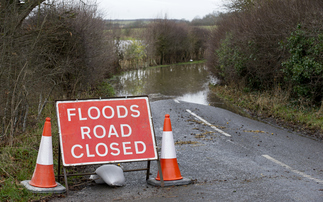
[{"left": 0, "top": 0, "right": 46, "bottom": 35}]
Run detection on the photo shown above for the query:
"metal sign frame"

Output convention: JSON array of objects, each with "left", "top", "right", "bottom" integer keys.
[{"left": 55, "top": 96, "right": 164, "bottom": 191}]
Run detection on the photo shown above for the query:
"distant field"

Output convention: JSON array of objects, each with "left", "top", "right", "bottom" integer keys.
[
  {"left": 105, "top": 19, "right": 156, "bottom": 28},
  {"left": 104, "top": 19, "right": 216, "bottom": 39},
  {"left": 110, "top": 19, "right": 154, "bottom": 24},
  {"left": 106, "top": 19, "right": 196, "bottom": 28},
  {"left": 198, "top": 25, "right": 217, "bottom": 30}
]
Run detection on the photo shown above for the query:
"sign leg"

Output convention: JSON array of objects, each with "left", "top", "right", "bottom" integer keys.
[
  {"left": 157, "top": 159, "right": 164, "bottom": 187},
  {"left": 57, "top": 140, "right": 61, "bottom": 182},
  {"left": 63, "top": 167, "right": 69, "bottom": 193},
  {"left": 146, "top": 160, "right": 151, "bottom": 180}
]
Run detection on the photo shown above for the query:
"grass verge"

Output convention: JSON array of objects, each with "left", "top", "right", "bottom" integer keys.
[
  {"left": 0, "top": 101, "right": 99, "bottom": 201},
  {"left": 0, "top": 119, "right": 58, "bottom": 201},
  {"left": 210, "top": 84, "right": 323, "bottom": 140}
]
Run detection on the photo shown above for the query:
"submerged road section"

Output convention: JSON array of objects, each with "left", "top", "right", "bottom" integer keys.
[{"left": 51, "top": 99, "right": 323, "bottom": 201}]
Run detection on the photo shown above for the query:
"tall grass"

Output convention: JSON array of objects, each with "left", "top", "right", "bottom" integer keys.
[{"left": 210, "top": 84, "right": 323, "bottom": 139}]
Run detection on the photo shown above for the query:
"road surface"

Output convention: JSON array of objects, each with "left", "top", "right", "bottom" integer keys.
[{"left": 51, "top": 99, "right": 323, "bottom": 201}]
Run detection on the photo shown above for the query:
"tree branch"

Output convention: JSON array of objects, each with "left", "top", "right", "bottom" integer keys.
[{"left": 16, "top": 0, "right": 46, "bottom": 29}]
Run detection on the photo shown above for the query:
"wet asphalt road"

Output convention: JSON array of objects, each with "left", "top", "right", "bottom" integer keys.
[{"left": 51, "top": 99, "right": 323, "bottom": 201}]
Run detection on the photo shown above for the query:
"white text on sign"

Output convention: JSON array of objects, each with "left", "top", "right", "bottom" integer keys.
[{"left": 66, "top": 105, "right": 140, "bottom": 121}]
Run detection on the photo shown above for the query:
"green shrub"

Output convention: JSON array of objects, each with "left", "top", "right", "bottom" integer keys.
[
  {"left": 216, "top": 32, "right": 247, "bottom": 80},
  {"left": 281, "top": 25, "right": 323, "bottom": 105},
  {"left": 95, "top": 81, "right": 115, "bottom": 97},
  {"left": 124, "top": 39, "right": 147, "bottom": 67},
  {"left": 214, "top": 32, "right": 264, "bottom": 89}
]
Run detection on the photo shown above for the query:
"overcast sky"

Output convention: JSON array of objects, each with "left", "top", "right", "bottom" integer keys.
[{"left": 96, "top": 0, "right": 229, "bottom": 21}]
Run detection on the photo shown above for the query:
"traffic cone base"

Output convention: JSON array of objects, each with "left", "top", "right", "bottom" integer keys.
[
  {"left": 156, "top": 158, "right": 183, "bottom": 181},
  {"left": 29, "top": 164, "right": 57, "bottom": 188}
]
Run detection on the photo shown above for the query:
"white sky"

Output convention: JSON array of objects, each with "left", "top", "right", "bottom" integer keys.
[{"left": 95, "top": 0, "right": 229, "bottom": 21}]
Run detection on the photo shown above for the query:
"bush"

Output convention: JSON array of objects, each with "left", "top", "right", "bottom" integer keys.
[
  {"left": 189, "top": 27, "right": 209, "bottom": 60},
  {"left": 143, "top": 18, "right": 210, "bottom": 66},
  {"left": 26, "top": 2, "right": 118, "bottom": 96},
  {"left": 281, "top": 25, "right": 323, "bottom": 104},
  {"left": 122, "top": 39, "right": 147, "bottom": 68},
  {"left": 214, "top": 32, "right": 247, "bottom": 83},
  {"left": 145, "top": 18, "right": 191, "bottom": 65},
  {"left": 206, "top": 0, "right": 323, "bottom": 105}
]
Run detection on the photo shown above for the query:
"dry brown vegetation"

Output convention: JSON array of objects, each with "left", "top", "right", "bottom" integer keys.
[{"left": 0, "top": 0, "right": 119, "bottom": 146}]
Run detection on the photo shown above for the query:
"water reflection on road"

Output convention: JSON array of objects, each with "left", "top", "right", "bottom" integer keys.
[{"left": 111, "top": 63, "right": 238, "bottom": 112}]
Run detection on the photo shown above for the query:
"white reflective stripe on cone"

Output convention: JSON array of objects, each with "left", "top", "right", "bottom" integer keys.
[
  {"left": 160, "top": 131, "right": 176, "bottom": 159},
  {"left": 36, "top": 136, "right": 53, "bottom": 165}
]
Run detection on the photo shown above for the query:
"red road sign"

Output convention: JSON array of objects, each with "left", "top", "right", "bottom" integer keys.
[{"left": 56, "top": 96, "right": 157, "bottom": 166}]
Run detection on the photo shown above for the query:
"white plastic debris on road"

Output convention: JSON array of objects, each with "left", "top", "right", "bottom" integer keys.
[
  {"left": 89, "top": 174, "right": 105, "bottom": 184},
  {"left": 89, "top": 165, "right": 125, "bottom": 186}
]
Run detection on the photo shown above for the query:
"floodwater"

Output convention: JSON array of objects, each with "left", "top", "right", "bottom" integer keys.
[{"left": 111, "top": 63, "right": 239, "bottom": 113}]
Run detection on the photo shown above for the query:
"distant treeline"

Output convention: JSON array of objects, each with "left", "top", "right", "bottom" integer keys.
[{"left": 106, "top": 13, "right": 219, "bottom": 29}]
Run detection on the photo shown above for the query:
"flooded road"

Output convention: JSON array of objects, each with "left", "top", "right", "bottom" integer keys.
[{"left": 111, "top": 63, "right": 238, "bottom": 113}]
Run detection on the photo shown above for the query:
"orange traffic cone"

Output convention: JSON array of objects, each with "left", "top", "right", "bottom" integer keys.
[
  {"left": 29, "top": 117, "right": 57, "bottom": 188},
  {"left": 156, "top": 114, "right": 183, "bottom": 181}
]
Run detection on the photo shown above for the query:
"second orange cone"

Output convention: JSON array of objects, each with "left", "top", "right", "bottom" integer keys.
[
  {"left": 29, "top": 117, "right": 57, "bottom": 188},
  {"left": 156, "top": 114, "right": 183, "bottom": 181}
]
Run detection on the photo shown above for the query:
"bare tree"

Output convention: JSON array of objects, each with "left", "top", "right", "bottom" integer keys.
[
  {"left": 0, "top": 0, "right": 46, "bottom": 34},
  {"left": 0, "top": 0, "right": 118, "bottom": 145}
]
